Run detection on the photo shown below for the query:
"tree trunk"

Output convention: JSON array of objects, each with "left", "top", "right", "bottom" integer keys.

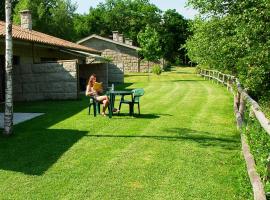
[
  {"left": 3, "top": 0, "right": 13, "bottom": 136},
  {"left": 147, "top": 61, "right": 150, "bottom": 82}
]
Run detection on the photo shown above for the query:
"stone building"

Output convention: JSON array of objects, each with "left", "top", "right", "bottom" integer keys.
[
  {"left": 0, "top": 10, "right": 108, "bottom": 102},
  {"left": 77, "top": 31, "right": 162, "bottom": 83}
]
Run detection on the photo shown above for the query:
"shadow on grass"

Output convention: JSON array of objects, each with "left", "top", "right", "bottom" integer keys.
[
  {"left": 169, "top": 79, "right": 206, "bottom": 82},
  {"left": 125, "top": 74, "right": 150, "bottom": 77},
  {"left": 172, "top": 71, "right": 196, "bottom": 75},
  {"left": 114, "top": 112, "right": 173, "bottom": 119},
  {"left": 116, "top": 113, "right": 161, "bottom": 119},
  {"left": 85, "top": 127, "right": 239, "bottom": 150},
  {"left": 0, "top": 98, "right": 89, "bottom": 175},
  {"left": 164, "top": 128, "right": 239, "bottom": 150},
  {"left": 0, "top": 129, "right": 87, "bottom": 175}
]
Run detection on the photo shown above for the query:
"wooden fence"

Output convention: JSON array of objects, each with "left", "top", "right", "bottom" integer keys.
[{"left": 200, "top": 69, "right": 270, "bottom": 200}]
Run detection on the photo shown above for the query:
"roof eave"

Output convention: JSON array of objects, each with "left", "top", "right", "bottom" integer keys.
[
  {"left": 0, "top": 36, "right": 101, "bottom": 55},
  {"left": 77, "top": 34, "right": 141, "bottom": 51}
]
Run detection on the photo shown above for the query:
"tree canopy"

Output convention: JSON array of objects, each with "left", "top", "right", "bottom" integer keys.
[
  {"left": 137, "top": 25, "right": 162, "bottom": 62},
  {"left": 72, "top": 0, "right": 162, "bottom": 45},
  {"left": 0, "top": 0, "right": 19, "bottom": 21},
  {"left": 186, "top": 0, "right": 270, "bottom": 98},
  {"left": 159, "top": 9, "right": 189, "bottom": 64},
  {"left": 73, "top": 1, "right": 189, "bottom": 64},
  {"left": 0, "top": 0, "right": 190, "bottom": 65},
  {"left": 13, "top": 0, "right": 77, "bottom": 41}
]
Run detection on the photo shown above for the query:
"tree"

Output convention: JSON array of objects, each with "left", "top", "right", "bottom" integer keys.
[
  {"left": 0, "top": 1, "right": 4, "bottom": 20},
  {"left": 3, "top": 0, "right": 13, "bottom": 136},
  {"left": 137, "top": 25, "right": 162, "bottom": 62},
  {"left": 0, "top": 0, "right": 19, "bottom": 21},
  {"left": 186, "top": 0, "right": 270, "bottom": 97},
  {"left": 159, "top": 9, "right": 189, "bottom": 64},
  {"left": 73, "top": 7, "right": 109, "bottom": 41},
  {"left": 138, "top": 25, "right": 162, "bottom": 79},
  {"left": 73, "top": 2, "right": 189, "bottom": 64},
  {"left": 13, "top": 0, "right": 77, "bottom": 41},
  {"left": 73, "top": 0, "right": 161, "bottom": 44}
]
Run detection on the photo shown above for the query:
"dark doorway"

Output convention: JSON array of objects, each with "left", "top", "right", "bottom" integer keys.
[{"left": 0, "top": 55, "right": 5, "bottom": 102}]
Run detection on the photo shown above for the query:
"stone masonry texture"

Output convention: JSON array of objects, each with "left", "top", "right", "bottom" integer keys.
[
  {"left": 13, "top": 60, "right": 78, "bottom": 101},
  {"left": 80, "top": 38, "right": 162, "bottom": 81}
]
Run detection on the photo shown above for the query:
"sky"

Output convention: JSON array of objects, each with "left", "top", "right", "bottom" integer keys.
[{"left": 70, "top": 0, "right": 199, "bottom": 19}]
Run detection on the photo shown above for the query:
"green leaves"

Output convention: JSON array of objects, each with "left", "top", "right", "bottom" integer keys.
[
  {"left": 186, "top": 2, "right": 270, "bottom": 191},
  {"left": 13, "top": 0, "right": 77, "bottom": 41},
  {"left": 73, "top": 0, "right": 162, "bottom": 44},
  {"left": 186, "top": 0, "right": 270, "bottom": 97},
  {"left": 159, "top": 9, "right": 189, "bottom": 64},
  {"left": 137, "top": 25, "right": 162, "bottom": 62},
  {"left": 73, "top": 1, "right": 189, "bottom": 64}
]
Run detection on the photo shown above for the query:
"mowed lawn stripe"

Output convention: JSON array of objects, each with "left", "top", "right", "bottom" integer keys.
[
  {"left": 58, "top": 81, "right": 193, "bottom": 199},
  {"left": 0, "top": 67, "right": 251, "bottom": 199}
]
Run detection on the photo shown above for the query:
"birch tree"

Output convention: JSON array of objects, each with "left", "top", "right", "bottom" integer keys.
[{"left": 3, "top": 0, "right": 13, "bottom": 136}]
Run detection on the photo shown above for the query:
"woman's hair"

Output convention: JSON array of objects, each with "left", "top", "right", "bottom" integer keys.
[{"left": 87, "top": 74, "right": 97, "bottom": 87}]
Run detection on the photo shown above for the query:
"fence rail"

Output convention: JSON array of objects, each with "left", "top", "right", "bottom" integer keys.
[
  {"left": 200, "top": 68, "right": 269, "bottom": 200},
  {"left": 200, "top": 69, "right": 270, "bottom": 136}
]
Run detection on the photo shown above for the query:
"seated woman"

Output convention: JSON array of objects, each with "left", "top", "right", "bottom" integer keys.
[{"left": 85, "top": 74, "right": 118, "bottom": 116}]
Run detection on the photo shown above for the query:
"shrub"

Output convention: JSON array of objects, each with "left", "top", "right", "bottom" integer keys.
[
  {"left": 152, "top": 65, "right": 162, "bottom": 75},
  {"left": 163, "top": 63, "right": 172, "bottom": 72},
  {"left": 245, "top": 114, "right": 270, "bottom": 194}
]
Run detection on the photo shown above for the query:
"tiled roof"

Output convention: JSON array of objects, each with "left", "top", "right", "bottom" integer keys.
[
  {"left": 77, "top": 34, "right": 140, "bottom": 51},
  {"left": 0, "top": 21, "right": 101, "bottom": 54}
]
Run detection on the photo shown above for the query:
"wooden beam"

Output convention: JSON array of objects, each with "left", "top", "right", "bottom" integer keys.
[{"left": 241, "top": 134, "right": 267, "bottom": 200}]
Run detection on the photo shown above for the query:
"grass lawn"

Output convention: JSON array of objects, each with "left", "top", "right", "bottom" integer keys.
[{"left": 0, "top": 67, "right": 251, "bottom": 199}]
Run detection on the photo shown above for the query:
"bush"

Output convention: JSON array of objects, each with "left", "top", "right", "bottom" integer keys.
[
  {"left": 245, "top": 114, "right": 270, "bottom": 194},
  {"left": 152, "top": 65, "right": 162, "bottom": 75},
  {"left": 163, "top": 63, "right": 172, "bottom": 72},
  {"left": 260, "top": 97, "right": 270, "bottom": 119}
]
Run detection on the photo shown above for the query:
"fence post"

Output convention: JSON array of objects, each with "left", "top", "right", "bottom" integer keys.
[
  {"left": 239, "top": 92, "right": 245, "bottom": 120},
  {"left": 227, "top": 76, "right": 230, "bottom": 91},
  {"left": 201, "top": 68, "right": 269, "bottom": 200}
]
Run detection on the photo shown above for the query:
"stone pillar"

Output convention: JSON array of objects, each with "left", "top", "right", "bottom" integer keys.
[
  {"left": 112, "top": 31, "right": 119, "bottom": 42},
  {"left": 20, "top": 10, "right": 32, "bottom": 30},
  {"left": 125, "top": 38, "right": 130, "bottom": 45},
  {"left": 118, "top": 34, "right": 124, "bottom": 43}
]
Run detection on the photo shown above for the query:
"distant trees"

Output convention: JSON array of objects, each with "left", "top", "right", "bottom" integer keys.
[
  {"left": 0, "top": 0, "right": 19, "bottom": 21},
  {"left": 72, "top": 0, "right": 162, "bottom": 44},
  {"left": 159, "top": 9, "right": 189, "bottom": 64},
  {"left": 0, "top": 1, "right": 5, "bottom": 20},
  {"left": 186, "top": 0, "right": 270, "bottom": 98},
  {"left": 72, "top": 0, "right": 190, "bottom": 64},
  {"left": 13, "top": 0, "right": 77, "bottom": 41},
  {"left": 137, "top": 25, "right": 162, "bottom": 63},
  {"left": 0, "top": 0, "right": 191, "bottom": 65}
]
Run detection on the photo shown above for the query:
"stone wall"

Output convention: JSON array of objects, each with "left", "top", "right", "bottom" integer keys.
[
  {"left": 102, "top": 49, "right": 139, "bottom": 73},
  {"left": 138, "top": 59, "right": 163, "bottom": 73},
  {"left": 13, "top": 60, "right": 78, "bottom": 101},
  {"left": 80, "top": 38, "right": 140, "bottom": 80},
  {"left": 79, "top": 63, "right": 108, "bottom": 91}
]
